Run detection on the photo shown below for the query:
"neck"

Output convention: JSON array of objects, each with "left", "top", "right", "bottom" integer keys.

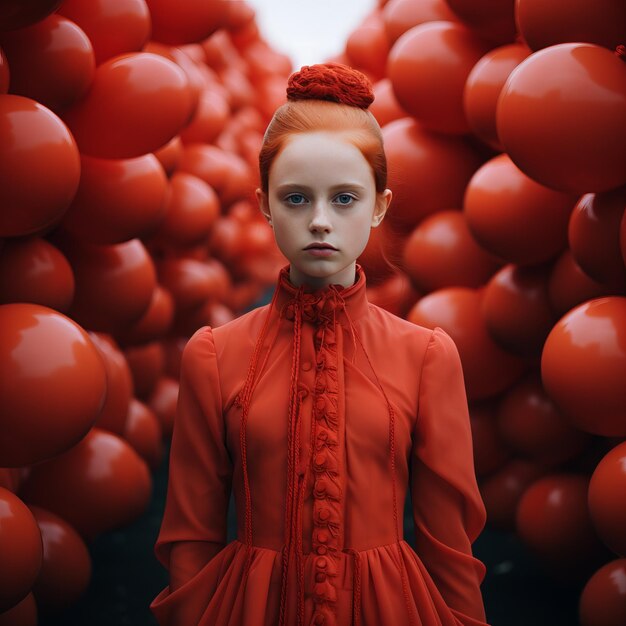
[{"left": 288, "top": 262, "right": 357, "bottom": 290}]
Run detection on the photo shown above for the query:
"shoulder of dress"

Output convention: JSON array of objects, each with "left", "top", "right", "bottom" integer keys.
[
  {"left": 366, "top": 303, "right": 435, "bottom": 342},
  {"left": 209, "top": 303, "right": 271, "bottom": 353}
]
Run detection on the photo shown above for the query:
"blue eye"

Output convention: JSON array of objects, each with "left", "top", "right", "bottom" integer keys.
[
  {"left": 286, "top": 193, "right": 307, "bottom": 205},
  {"left": 335, "top": 194, "right": 355, "bottom": 205}
]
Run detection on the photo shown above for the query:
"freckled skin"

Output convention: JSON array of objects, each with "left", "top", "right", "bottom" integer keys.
[{"left": 256, "top": 131, "right": 392, "bottom": 289}]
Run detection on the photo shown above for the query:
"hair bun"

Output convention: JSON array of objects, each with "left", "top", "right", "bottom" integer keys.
[{"left": 286, "top": 63, "right": 374, "bottom": 109}]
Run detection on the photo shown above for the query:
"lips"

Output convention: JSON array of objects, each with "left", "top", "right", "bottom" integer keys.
[{"left": 305, "top": 243, "right": 337, "bottom": 250}]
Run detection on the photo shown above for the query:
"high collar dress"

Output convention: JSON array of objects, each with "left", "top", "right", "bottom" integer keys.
[{"left": 151, "top": 263, "right": 489, "bottom": 626}]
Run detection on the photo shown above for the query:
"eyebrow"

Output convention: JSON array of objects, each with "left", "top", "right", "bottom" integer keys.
[{"left": 275, "top": 183, "right": 367, "bottom": 193}]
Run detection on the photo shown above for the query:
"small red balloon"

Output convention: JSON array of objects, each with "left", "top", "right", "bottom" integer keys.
[
  {"left": 370, "top": 78, "right": 407, "bottom": 127},
  {"left": 0, "top": 0, "right": 62, "bottom": 30},
  {"left": 115, "top": 285, "right": 174, "bottom": 346},
  {"left": 382, "top": 0, "right": 457, "bottom": 45},
  {"left": 0, "top": 46, "right": 8, "bottom": 93},
  {"left": 346, "top": 20, "right": 390, "bottom": 81},
  {"left": 148, "top": 377, "right": 179, "bottom": 440},
  {"left": 469, "top": 401, "right": 510, "bottom": 478},
  {"left": 123, "top": 399, "right": 164, "bottom": 470},
  {"left": 445, "top": 0, "right": 516, "bottom": 44},
  {"left": 124, "top": 341, "right": 166, "bottom": 400}
]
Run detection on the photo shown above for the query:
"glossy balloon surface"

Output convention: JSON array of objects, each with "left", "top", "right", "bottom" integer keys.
[
  {"left": 0, "top": 0, "right": 62, "bottom": 30},
  {"left": 116, "top": 285, "right": 174, "bottom": 346},
  {"left": 123, "top": 399, "right": 164, "bottom": 470},
  {"left": 124, "top": 342, "right": 166, "bottom": 399},
  {"left": 0, "top": 593, "right": 37, "bottom": 626},
  {"left": 382, "top": 0, "right": 457, "bottom": 44},
  {"left": 0, "top": 304, "right": 106, "bottom": 467},
  {"left": 579, "top": 559, "right": 626, "bottom": 626}
]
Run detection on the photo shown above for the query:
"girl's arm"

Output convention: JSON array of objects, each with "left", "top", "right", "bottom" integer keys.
[
  {"left": 151, "top": 325, "right": 233, "bottom": 625},
  {"left": 410, "top": 327, "right": 489, "bottom": 626}
]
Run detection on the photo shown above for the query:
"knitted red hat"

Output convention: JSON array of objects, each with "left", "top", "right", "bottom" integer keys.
[{"left": 286, "top": 62, "right": 375, "bottom": 110}]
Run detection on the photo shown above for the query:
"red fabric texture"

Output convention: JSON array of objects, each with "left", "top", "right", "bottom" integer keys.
[
  {"left": 151, "top": 263, "right": 489, "bottom": 626},
  {"left": 286, "top": 63, "right": 375, "bottom": 109}
]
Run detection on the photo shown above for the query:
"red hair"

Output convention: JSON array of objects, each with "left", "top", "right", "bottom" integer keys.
[{"left": 259, "top": 63, "right": 387, "bottom": 194}]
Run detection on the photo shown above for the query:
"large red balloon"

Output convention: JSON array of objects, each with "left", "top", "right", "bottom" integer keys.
[
  {"left": 0, "top": 95, "right": 80, "bottom": 237},
  {"left": 0, "top": 593, "right": 37, "bottom": 626},
  {"left": 482, "top": 263, "right": 556, "bottom": 356},
  {"left": 579, "top": 559, "right": 626, "bottom": 626},
  {"left": 62, "top": 238, "right": 157, "bottom": 333},
  {"left": 463, "top": 43, "right": 530, "bottom": 150},
  {"left": 0, "top": 488, "right": 42, "bottom": 612},
  {"left": 402, "top": 210, "right": 501, "bottom": 292},
  {"left": 0, "top": 15, "right": 94, "bottom": 113},
  {"left": 497, "top": 43, "right": 626, "bottom": 193},
  {"left": 382, "top": 0, "right": 457, "bottom": 44},
  {"left": 0, "top": 304, "right": 107, "bottom": 467},
  {"left": 497, "top": 373, "right": 589, "bottom": 465},
  {"left": 19, "top": 428, "right": 152, "bottom": 540},
  {"left": 516, "top": 0, "right": 626, "bottom": 53},
  {"left": 387, "top": 21, "right": 492, "bottom": 134},
  {"left": 541, "top": 297, "right": 626, "bottom": 436},
  {"left": 29, "top": 506, "right": 91, "bottom": 612},
  {"left": 346, "top": 20, "right": 390, "bottom": 81},
  {"left": 382, "top": 117, "right": 482, "bottom": 229},
  {"left": 146, "top": 0, "right": 228, "bottom": 45},
  {"left": 60, "top": 154, "right": 168, "bottom": 245},
  {"left": 63, "top": 52, "right": 194, "bottom": 159},
  {"left": 58, "top": 0, "right": 151, "bottom": 65},
  {"left": 0, "top": 237, "right": 74, "bottom": 312},
  {"left": 0, "top": 0, "right": 62, "bottom": 30},
  {"left": 588, "top": 441, "right": 626, "bottom": 557},
  {"left": 516, "top": 474, "right": 608, "bottom": 579},
  {"left": 464, "top": 154, "right": 576, "bottom": 265},
  {"left": 407, "top": 287, "right": 526, "bottom": 400},
  {"left": 568, "top": 187, "right": 626, "bottom": 289},
  {"left": 445, "top": 0, "right": 516, "bottom": 44}
]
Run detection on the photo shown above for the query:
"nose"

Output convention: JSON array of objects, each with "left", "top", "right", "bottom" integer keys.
[{"left": 308, "top": 199, "right": 333, "bottom": 233}]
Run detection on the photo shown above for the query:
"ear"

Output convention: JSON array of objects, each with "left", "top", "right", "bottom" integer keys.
[
  {"left": 256, "top": 188, "right": 272, "bottom": 224},
  {"left": 371, "top": 189, "right": 392, "bottom": 228}
]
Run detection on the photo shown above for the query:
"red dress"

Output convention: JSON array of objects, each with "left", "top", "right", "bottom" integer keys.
[{"left": 151, "top": 263, "right": 489, "bottom": 626}]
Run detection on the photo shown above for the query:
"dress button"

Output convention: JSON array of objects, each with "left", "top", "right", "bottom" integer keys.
[
  {"left": 314, "top": 452, "right": 327, "bottom": 467},
  {"left": 301, "top": 361, "right": 312, "bottom": 371},
  {"left": 318, "top": 508, "right": 330, "bottom": 521},
  {"left": 315, "top": 572, "right": 326, "bottom": 583},
  {"left": 315, "top": 397, "right": 326, "bottom": 411},
  {"left": 317, "top": 529, "right": 329, "bottom": 543},
  {"left": 315, "top": 478, "right": 327, "bottom": 493},
  {"left": 317, "top": 431, "right": 328, "bottom": 441},
  {"left": 316, "top": 556, "right": 327, "bottom": 569},
  {"left": 317, "top": 545, "right": 327, "bottom": 555}
]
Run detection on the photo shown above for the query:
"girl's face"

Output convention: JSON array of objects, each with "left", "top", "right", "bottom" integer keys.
[{"left": 256, "top": 131, "right": 392, "bottom": 289}]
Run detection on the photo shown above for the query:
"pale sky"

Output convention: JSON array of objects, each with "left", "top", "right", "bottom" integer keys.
[{"left": 246, "top": 0, "right": 377, "bottom": 70}]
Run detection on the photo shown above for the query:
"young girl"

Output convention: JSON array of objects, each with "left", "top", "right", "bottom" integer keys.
[{"left": 151, "top": 63, "right": 489, "bottom": 626}]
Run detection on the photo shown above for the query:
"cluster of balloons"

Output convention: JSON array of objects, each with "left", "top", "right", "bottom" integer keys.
[
  {"left": 0, "top": 0, "right": 291, "bottom": 623},
  {"left": 346, "top": 1, "right": 625, "bottom": 624}
]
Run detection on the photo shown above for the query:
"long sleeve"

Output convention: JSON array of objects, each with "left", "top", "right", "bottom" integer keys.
[
  {"left": 410, "top": 327, "right": 488, "bottom": 626},
  {"left": 151, "top": 325, "right": 233, "bottom": 625}
]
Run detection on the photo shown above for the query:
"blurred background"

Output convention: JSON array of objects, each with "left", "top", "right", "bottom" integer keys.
[{"left": 0, "top": 1, "right": 625, "bottom": 625}]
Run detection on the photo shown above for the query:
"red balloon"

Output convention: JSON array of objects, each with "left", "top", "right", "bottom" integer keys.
[
  {"left": 61, "top": 154, "right": 168, "bottom": 245},
  {"left": 0, "top": 488, "right": 42, "bottom": 612},
  {"left": 569, "top": 187, "right": 626, "bottom": 288},
  {"left": 517, "top": 0, "right": 626, "bottom": 53},
  {"left": 464, "top": 154, "right": 576, "bottom": 265},
  {"left": 0, "top": 0, "right": 62, "bottom": 30},
  {"left": 346, "top": 20, "right": 390, "bottom": 81},
  {"left": 146, "top": 0, "right": 228, "bottom": 45},
  {"left": 579, "top": 559, "right": 626, "bottom": 626},
  {"left": 29, "top": 506, "right": 91, "bottom": 612},
  {"left": 179, "top": 88, "right": 230, "bottom": 145},
  {"left": 162, "top": 336, "right": 186, "bottom": 380},
  {"left": 152, "top": 173, "right": 220, "bottom": 247},
  {"left": 482, "top": 263, "right": 556, "bottom": 356},
  {"left": 88, "top": 333, "right": 133, "bottom": 436},
  {"left": 62, "top": 238, "right": 157, "bottom": 333},
  {"left": 0, "top": 593, "right": 37, "bottom": 626},
  {"left": 123, "top": 399, "right": 164, "bottom": 470},
  {"left": 548, "top": 250, "right": 618, "bottom": 318},
  {"left": 115, "top": 285, "right": 174, "bottom": 346},
  {"left": 516, "top": 474, "right": 608, "bottom": 578},
  {"left": 497, "top": 43, "right": 626, "bottom": 193},
  {"left": 63, "top": 52, "right": 194, "bottom": 159},
  {"left": 0, "top": 304, "right": 107, "bottom": 467},
  {"left": 497, "top": 372, "right": 589, "bottom": 465},
  {"left": 588, "top": 441, "right": 626, "bottom": 556},
  {"left": 463, "top": 43, "right": 530, "bottom": 150},
  {"left": 480, "top": 458, "right": 546, "bottom": 530},
  {"left": 382, "top": 0, "right": 457, "bottom": 44},
  {"left": 158, "top": 258, "right": 221, "bottom": 311},
  {"left": 382, "top": 117, "right": 482, "bottom": 229},
  {"left": 0, "top": 15, "right": 94, "bottom": 113},
  {"left": 621, "top": 208, "right": 626, "bottom": 268},
  {"left": 58, "top": 0, "right": 150, "bottom": 65},
  {"left": 541, "top": 297, "right": 626, "bottom": 436},
  {"left": 19, "top": 428, "right": 152, "bottom": 540},
  {"left": 0, "top": 468, "right": 20, "bottom": 493},
  {"left": 365, "top": 271, "right": 420, "bottom": 318},
  {"left": 148, "top": 377, "right": 179, "bottom": 440},
  {"left": 0, "top": 237, "right": 74, "bottom": 312},
  {"left": 124, "top": 341, "right": 166, "bottom": 400},
  {"left": 0, "top": 95, "right": 80, "bottom": 238},
  {"left": 0, "top": 46, "right": 8, "bottom": 93},
  {"left": 469, "top": 401, "right": 510, "bottom": 478},
  {"left": 444, "top": 0, "right": 516, "bottom": 44},
  {"left": 403, "top": 209, "right": 501, "bottom": 292},
  {"left": 387, "top": 21, "right": 492, "bottom": 134},
  {"left": 370, "top": 78, "right": 407, "bottom": 127},
  {"left": 153, "top": 135, "right": 183, "bottom": 175},
  {"left": 407, "top": 287, "right": 526, "bottom": 400}
]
